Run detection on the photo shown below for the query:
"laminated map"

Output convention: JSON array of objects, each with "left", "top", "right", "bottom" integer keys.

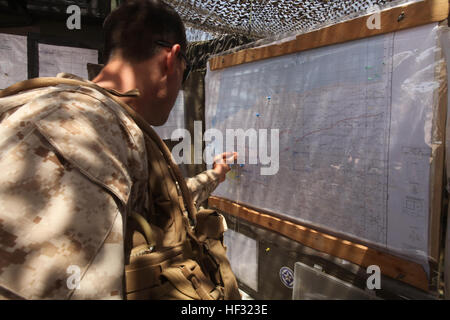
[{"left": 205, "top": 23, "right": 446, "bottom": 262}]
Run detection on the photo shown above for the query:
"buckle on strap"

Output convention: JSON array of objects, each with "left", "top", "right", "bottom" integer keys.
[
  {"left": 180, "top": 264, "right": 196, "bottom": 280},
  {"left": 180, "top": 265, "right": 201, "bottom": 289}
]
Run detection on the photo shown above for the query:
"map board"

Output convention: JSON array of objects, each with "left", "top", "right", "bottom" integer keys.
[
  {"left": 38, "top": 43, "right": 98, "bottom": 80},
  {"left": 205, "top": 23, "right": 445, "bottom": 263},
  {"left": 0, "top": 33, "right": 27, "bottom": 89}
]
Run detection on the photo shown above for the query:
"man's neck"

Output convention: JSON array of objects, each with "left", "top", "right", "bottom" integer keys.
[
  {"left": 91, "top": 54, "right": 168, "bottom": 126},
  {"left": 92, "top": 59, "right": 138, "bottom": 101}
]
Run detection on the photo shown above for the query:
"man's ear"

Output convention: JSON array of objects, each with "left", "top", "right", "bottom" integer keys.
[{"left": 166, "top": 44, "right": 181, "bottom": 75}]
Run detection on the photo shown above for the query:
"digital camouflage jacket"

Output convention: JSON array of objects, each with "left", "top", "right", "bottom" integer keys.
[{"left": 0, "top": 73, "right": 221, "bottom": 299}]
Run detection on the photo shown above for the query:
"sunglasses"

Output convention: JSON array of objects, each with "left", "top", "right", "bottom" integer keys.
[{"left": 155, "top": 40, "right": 191, "bottom": 84}]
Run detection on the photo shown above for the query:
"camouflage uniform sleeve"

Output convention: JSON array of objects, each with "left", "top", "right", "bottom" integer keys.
[
  {"left": 0, "top": 87, "right": 147, "bottom": 300},
  {"left": 185, "top": 169, "right": 221, "bottom": 207}
]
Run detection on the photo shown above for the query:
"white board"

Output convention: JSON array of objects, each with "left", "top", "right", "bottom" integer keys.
[
  {"left": 0, "top": 33, "right": 27, "bottom": 89},
  {"left": 206, "top": 23, "right": 443, "bottom": 262},
  {"left": 38, "top": 43, "right": 98, "bottom": 79},
  {"left": 223, "top": 229, "right": 258, "bottom": 291}
]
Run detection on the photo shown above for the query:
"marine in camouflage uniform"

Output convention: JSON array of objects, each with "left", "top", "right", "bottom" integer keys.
[{"left": 0, "top": 73, "right": 222, "bottom": 299}]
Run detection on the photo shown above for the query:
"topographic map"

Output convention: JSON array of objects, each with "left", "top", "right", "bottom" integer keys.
[{"left": 206, "top": 23, "right": 443, "bottom": 261}]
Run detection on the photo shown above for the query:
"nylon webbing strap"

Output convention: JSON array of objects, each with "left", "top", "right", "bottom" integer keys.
[{"left": 180, "top": 265, "right": 214, "bottom": 300}]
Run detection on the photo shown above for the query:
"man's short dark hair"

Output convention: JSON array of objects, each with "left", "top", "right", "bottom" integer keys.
[{"left": 102, "top": 0, "right": 187, "bottom": 63}]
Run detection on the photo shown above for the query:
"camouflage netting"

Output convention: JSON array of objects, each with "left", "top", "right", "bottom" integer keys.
[
  {"left": 0, "top": 1, "right": 416, "bottom": 40},
  {"left": 165, "top": 0, "right": 408, "bottom": 39},
  {"left": 186, "top": 26, "right": 216, "bottom": 42},
  {"left": 187, "top": 33, "right": 255, "bottom": 70}
]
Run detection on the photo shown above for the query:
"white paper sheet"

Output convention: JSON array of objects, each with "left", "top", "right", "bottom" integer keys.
[
  {"left": 386, "top": 24, "right": 439, "bottom": 259},
  {"left": 0, "top": 33, "right": 27, "bottom": 89},
  {"left": 206, "top": 23, "right": 442, "bottom": 262},
  {"left": 223, "top": 229, "right": 258, "bottom": 291},
  {"left": 38, "top": 43, "right": 98, "bottom": 79}
]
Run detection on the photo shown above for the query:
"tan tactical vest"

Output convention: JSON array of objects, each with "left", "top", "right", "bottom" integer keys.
[{"left": 0, "top": 78, "right": 241, "bottom": 300}]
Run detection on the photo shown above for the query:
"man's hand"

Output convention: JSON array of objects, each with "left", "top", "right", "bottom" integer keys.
[{"left": 212, "top": 152, "right": 238, "bottom": 183}]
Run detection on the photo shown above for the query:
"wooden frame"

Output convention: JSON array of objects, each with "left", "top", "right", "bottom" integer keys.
[
  {"left": 209, "top": 0, "right": 449, "bottom": 71},
  {"left": 209, "top": 196, "right": 429, "bottom": 291},
  {"left": 428, "top": 28, "right": 448, "bottom": 263}
]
